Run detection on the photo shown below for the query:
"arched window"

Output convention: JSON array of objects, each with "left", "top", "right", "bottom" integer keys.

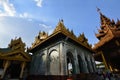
[{"left": 49, "top": 49, "right": 59, "bottom": 75}]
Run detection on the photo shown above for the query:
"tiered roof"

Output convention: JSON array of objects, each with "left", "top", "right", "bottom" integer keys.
[
  {"left": 0, "top": 37, "right": 31, "bottom": 61},
  {"left": 29, "top": 20, "right": 92, "bottom": 52},
  {"left": 93, "top": 12, "right": 120, "bottom": 50}
]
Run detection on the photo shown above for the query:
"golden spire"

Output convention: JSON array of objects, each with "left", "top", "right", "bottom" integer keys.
[
  {"left": 96, "top": 7, "right": 111, "bottom": 26},
  {"left": 53, "top": 19, "right": 67, "bottom": 33},
  {"left": 99, "top": 12, "right": 111, "bottom": 26}
]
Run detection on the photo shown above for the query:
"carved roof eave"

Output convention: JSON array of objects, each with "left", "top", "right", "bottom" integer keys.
[
  {"left": 29, "top": 29, "right": 93, "bottom": 53},
  {"left": 0, "top": 50, "right": 31, "bottom": 62},
  {"left": 93, "top": 27, "right": 120, "bottom": 51},
  {"left": 93, "top": 34, "right": 114, "bottom": 51},
  {"left": 112, "top": 30, "right": 120, "bottom": 38},
  {"left": 95, "top": 33, "right": 106, "bottom": 39}
]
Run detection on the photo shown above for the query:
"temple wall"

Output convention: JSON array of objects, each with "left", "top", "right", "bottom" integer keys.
[{"left": 30, "top": 41, "right": 96, "bottom": 76}]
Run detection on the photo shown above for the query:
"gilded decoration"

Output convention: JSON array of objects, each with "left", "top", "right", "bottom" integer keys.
[
  {"left": 29, "top": 20, "right": 92, "bottom": 52},
  {"left": 53, "top": 20, "right": 66, "bottom": 33},
  {"left": 31, "top": 31, "right": 48, "bottom": 48},
  {"left": 78, "top": 33, "right": 92, "bottom": 48}
]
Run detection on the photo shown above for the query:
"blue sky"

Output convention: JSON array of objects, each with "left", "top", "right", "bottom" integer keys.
[{"left": 0, "top": 0, "right": 120, "bottom": 48}]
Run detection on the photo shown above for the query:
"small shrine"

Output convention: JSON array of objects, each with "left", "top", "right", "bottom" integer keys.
[{"left": 0, "top": 37, "right": 31, "bottom": 79}]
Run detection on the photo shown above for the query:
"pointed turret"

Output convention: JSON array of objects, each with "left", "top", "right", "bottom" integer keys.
[
  {"left": 53, "top": 19, "right": 67, "bottom": 33},
  {"left": 100, "top": 12, "right": 111, "bottom": 26},
  {"left": 31, "top": 31, "right": 48, "bottom": 48},
  {"left": 116, "top": 19, "right": 120, "bottom": 27},
  {"left": 78, "top": 33, "right": 91, "bottom": 48},
  {"left": 8, "top": 37, "right": 26, "bottom": 51},
  {"left": 95, "top": 10, "right": 113, "bottom": 40}
]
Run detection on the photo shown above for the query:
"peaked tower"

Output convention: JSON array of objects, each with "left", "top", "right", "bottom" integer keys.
[
  {"left": 53, "top": 19, "right": 67, "bottom": 33},
  {"left": 93, "top": 10, "right": 120, "bottom": 72}
]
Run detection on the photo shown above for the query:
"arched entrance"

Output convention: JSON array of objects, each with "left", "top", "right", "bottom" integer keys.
[{"left": 67, "top": 52, "right": 75, "bottom": 75}]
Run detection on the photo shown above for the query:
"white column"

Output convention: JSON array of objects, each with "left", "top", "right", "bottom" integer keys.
[
  {"left": 74, "top": 49, "right": 80, "bottom": 74},
  {"left": 59, "top": 42, "right": 66, "bottom": 75}
]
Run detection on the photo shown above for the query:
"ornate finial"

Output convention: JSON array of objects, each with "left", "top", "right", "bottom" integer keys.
[
  {"left": 53, "top": 19, "right": 67, "bottom": 33},
  {"left": 97, "top": 7, "right": 101, "bottom": 13},
  {"left": 97, "top": 9, "right": 111, "bottom": 26},
  {"left": 15, "top": 36, "right": 17, "bottom": 40},
  {"left": 61, "top": 19, "right": 64, "bottom": 23},
  {"left": 59, "top": 19, "right": 64, "bottom": 23}
]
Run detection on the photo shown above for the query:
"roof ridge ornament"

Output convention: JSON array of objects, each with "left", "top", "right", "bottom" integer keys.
[
  {"left": 31, "top": 31, "right": 48, "bottom": 48},
  {"left": 97, "top": 7, "right": 101, "bottom": 14},
  {"left": 96, "top": 7, "right": 112, "bottom": 26},
  {"left": 78, "top": 33, "right": 91, "bottom": 48},
  {"left": 53, "top": 19, "right": 67, "bottom": 33}
]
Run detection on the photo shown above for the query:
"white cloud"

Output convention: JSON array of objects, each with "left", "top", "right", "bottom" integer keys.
[
  {"left": 0, "top": 0, "right": 16, "bottom": 17},
  {"left": 39, "top": 23, "right": 53, "bottom": 34},
  {"left": 0, "top": 0, "right": 53, "bottom": 48},
  {"left": 0, "top": 17, "right": 53, "bottom": 48},
  {"left": 19, "top": 12, "right": 31, "bottom": 18},
  {"left": 39, "top": 23, "right": 51, "bottom": 29},
  {"left": 34, "top": 0, "right": 43, "bottom": 7}
]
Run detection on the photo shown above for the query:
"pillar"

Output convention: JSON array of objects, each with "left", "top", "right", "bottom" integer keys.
[
  {"left": 109, "top": 64, "right": 113, "bottom": 72},
  {"left": 82, "top": 59, "right": 89, "bottom": 73},
  {"left": 20, "top": 62, "right": 26, "bottom": 78},
  {"left": 1, "top": 60, "right": 10, "bottom": 79},
  {"left": 100, "top": 51, "right": 109, "bottom": 70},
  {"left": 87, "top": 58, "right": 93, "bottom": 73},
  {"left": 74, "top": 49, "right": 80, "bottom": 74},
  {"left": 81, "top": 53, "right": 89, "bottom": 73},
  {"left": 91, "top": 58, "right": 97, "bottom": 72},
  {"left": 59, "top": 42, "right": 64, "bottom": 75}
]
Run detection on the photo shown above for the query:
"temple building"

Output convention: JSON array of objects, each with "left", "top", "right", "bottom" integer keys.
[
  {"left": 93, "top": 11, "right": 120, "bottom": 73},
  {"left": 0, "top": 37, "right": 31, "bottom": 79},
  {"left": 28, "top": 20, "right": 97, "bottom": 80}
]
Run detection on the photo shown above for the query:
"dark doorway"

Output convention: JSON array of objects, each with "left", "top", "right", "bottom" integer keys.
[
  {"left": 0, "top": 60, "right": 4, "bottom": 68},
  {"left": 7, "top": 61, "right": 21, "bottom": 78}
]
